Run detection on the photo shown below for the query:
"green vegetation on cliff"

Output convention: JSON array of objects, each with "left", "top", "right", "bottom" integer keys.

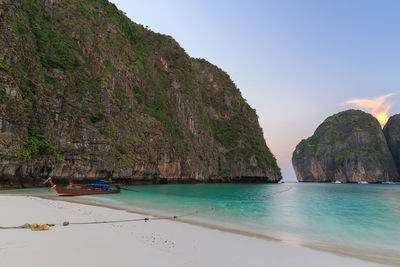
[
  {"left": 296, "top": 110, "right": 384, "bottom": 161},
  {"left": 0, "top": 0, "right": 280, "bottom": 185},
  {"left": 322, "top": 109, "right": 380, "bottom": 135}
]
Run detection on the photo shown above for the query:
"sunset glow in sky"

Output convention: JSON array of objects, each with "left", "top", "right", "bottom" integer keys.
[
  {"left": 110, "top": 0, "right": 400, "bottom": 180},
  {"left": 343, "top": 94, "right": 395, "bottom": 124}
]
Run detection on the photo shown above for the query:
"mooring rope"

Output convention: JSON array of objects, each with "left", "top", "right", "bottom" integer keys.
[
  {"left": 69, "top": 211, "right": 198, "bottom": 225},
  {"left": 119, "top": 187, "right": 140, "bottom": 192},
  {"left": 0, "top": 224, "right": 31, "bottom": 230},
  {"left": 263, "top": 186, "right": 293, "bottom": 199},
  {"left": 0, "top": 211, "right": 199, "bottom": 230}
]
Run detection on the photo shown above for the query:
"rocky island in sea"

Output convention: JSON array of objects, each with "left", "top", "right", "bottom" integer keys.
[
  {"left": 0, "top": 0, "right": 281, "bottom": 188},
  {"left": 383, "top": 114, "right": 400, "bottom": 174},
  {"left": 292, "top": 109, "right": 400, "bottom": 183}
]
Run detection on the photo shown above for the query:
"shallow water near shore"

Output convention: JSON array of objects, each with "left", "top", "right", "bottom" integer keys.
[{"left": 3, "top": 183, "right": 400, "bottom": 264}]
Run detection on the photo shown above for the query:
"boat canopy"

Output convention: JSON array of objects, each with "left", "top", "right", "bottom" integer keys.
[{"left": 90, "top": 183, "right": 109, "bottom": 187}]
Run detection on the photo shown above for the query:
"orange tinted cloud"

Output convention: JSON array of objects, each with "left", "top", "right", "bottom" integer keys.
[{"left": 343, "top": 94, "right": 394, "bottom": 124}]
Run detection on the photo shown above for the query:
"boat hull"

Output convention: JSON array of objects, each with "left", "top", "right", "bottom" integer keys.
[{"left": 54, "top": 187, "right": 120, "bottom": 196}]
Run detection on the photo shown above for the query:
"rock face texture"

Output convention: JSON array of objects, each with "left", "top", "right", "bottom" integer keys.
[
  {"left": 292, "top": 110, "right": 399, "bottom": 183},
  {"left": 0, "top": 0, "right": 281, "bottom": 188},
  {"left": 383, "top": 114, "right": 400, "bottom": 174}
]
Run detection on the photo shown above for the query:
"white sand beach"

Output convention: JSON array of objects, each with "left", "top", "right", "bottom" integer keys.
[{"left": 0, "top": 195, "right": 387, "bottom": 267}]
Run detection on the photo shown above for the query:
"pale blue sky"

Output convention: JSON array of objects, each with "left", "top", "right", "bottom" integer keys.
[{"left": 109, "top": 0, "right": 400, "bottom": 180}]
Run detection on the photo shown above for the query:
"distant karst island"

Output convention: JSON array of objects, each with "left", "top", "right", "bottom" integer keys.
[{"left": 292, "top": 109, "right": 400, "bottom": 183}]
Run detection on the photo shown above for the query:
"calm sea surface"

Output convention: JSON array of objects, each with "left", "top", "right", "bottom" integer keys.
[{"left": 3, "top": 183, "right": 400, "bottom": 257}]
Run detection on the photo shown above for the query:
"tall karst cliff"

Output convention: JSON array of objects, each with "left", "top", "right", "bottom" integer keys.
[
  {"left": 0, "top": 0, "right": 281, "bottom": 188},
  {"left": 292, "top": 110, "right": 399, "bottom": 183}
]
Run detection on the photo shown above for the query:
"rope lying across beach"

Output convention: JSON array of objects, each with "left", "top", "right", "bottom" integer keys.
[
  {"left": 0, "top": 213, "right": 198, "bottom": 231},
  {"left": 0, "top": 186, "right": 293, "bottom": 231},
  {"left": 0, "top": 224, "right": 32, "bottom": 230},
  {"left": 68, "top": 210, "right": 199, "bottom": 225},
  {"left": 0, "top": 223, "right": 55, "bottom": 230},
  {"left": 0, "top": 210, "right": 201, "bottom": 231}
]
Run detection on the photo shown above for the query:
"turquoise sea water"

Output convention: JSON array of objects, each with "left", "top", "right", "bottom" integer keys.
[{"left": 3, "top": 183, "right": 400, "bottom": 258}]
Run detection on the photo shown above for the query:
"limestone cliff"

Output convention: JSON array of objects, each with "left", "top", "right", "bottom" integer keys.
[
  {"left": 292, "top": 110, "right": 399, "bottom": 183},
  {"left": 383, "top": 114, "right": 400, "bottom": 174},
  {"left": 0, "top": 0, "right": 281, "bottom": 188}
]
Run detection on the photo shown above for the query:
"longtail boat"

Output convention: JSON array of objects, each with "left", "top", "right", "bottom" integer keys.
[{"left": 47, "top": 178, "right": 120, "bottom": 196}]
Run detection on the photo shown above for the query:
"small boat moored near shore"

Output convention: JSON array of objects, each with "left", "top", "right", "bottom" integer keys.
[{"left": 47, "top": 178, "right": 120, "bottom": 196}]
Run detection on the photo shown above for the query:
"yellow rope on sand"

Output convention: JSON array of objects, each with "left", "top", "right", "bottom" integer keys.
[{"left": 0, "top": 223, "right": 53, "bottom": 230}]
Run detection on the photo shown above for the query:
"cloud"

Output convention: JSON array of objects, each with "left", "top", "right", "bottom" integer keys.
[{"left": 342, "top": 93, "right": 395, "bottom": 124}]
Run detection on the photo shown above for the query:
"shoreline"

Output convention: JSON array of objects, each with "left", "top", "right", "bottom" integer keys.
[
  {"left": 0, "top": 179, "right": 282, "bottom": 190},
  {"left": 1, "top": 192, "right": 397, "bottom": 266}
]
